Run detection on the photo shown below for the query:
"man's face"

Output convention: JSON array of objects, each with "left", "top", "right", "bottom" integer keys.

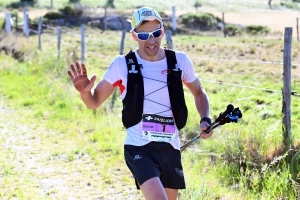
[{"left": 133, "top": 20, "right": 163, "bottom": 60}]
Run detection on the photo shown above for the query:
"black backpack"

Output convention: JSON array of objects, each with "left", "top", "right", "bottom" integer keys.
[{"left": 122, "top": 48, "right": 188, "bottom": 130}]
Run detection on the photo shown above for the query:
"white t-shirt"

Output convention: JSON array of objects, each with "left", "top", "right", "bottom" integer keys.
[{"left": 103, "top": 49, "right": 197, "bottom": 150}]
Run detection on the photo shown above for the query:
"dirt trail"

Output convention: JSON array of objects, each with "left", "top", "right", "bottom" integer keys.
[{"left": 0, "top": 100, "right": 143, "bottom": 199}]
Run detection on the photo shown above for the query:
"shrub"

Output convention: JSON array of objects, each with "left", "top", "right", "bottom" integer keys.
[
  {"left": 106, "top": 0, "right": 115, "bottom": 8},
  {"left": 284, "top": 2, "right": 299, "bottom": 9},
  {"left": 1, "top": 18, "right": 5, "bottom": 29},
  {"left": 245, "top": 25, "right": 270, "bottom": 35},
  {"left": 20, "top": 0, "right": 36, "bottom": 2},
  {"left": 194, "top": 1, "right": 201, "bottom": 9},
  {"left": 43, "top": 5, "right": 83, "bottom": 26},
  {"left": 58, "top": 6, "right": 83, "bottom": 17},
  {"left": 20, "top": 0, "right": 37, "bottom": 4},
  {"left": 44, "top": 12, "right": 63, "bottom": 20},
  {"left": 226, "top": 24, "right": 242, "bottom": 36},
  {"left": 290, "top": 151, "right": 300, "bottom": 182},
  {"left": 69, "top": 0, "right": 80, "bottom": 3},
  {"left": 6, "top": 0, "right": 36, "bottom": 9},
  {"left": 180, "top": 13, "right": 220, "bottom": 30},
  {"left": 6, "top": 2, "right": 20, "bottom": 9}
]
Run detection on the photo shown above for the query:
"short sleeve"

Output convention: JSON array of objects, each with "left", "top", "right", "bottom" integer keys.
[
  {"left": 176, "top": 52, "right": 197, "bottom": 83},
  {"left": 103, "top": 56, "right": 121, "bottom": 86}
]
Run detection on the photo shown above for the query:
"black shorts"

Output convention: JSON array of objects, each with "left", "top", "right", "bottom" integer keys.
[{"left": 124, "top": 142, "right": 186, "bottom": 190}]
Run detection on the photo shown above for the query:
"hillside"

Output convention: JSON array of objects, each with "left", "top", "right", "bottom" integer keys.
[{"left": 1, "top": 0, "right": 300, "bottom": 199}]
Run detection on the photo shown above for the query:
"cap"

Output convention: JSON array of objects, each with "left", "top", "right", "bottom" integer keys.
[{"left": 130, "top": 7, "right": 163, "bottom": 31}]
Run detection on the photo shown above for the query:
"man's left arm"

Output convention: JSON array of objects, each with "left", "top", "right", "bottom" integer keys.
[{"left": 184, "top": 78, "right": 213, "bottom": 139}]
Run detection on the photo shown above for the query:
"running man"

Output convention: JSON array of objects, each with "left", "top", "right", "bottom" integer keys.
[{"left": 68, "top": 6, "right": 213, "bottom": 200}]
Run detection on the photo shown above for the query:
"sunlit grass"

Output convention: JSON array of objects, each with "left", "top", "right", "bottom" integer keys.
[{"left": 1, "top": 23, "right": 300, "bottom": 199}]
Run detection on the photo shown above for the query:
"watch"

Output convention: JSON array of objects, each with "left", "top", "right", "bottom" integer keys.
[{"left": 200, "top": 117, "right": 212, "bottom": 125}]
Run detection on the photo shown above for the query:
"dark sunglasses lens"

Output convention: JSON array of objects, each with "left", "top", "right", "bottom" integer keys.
[
  {"left": 153, "top": 30, "right": 162, "bottom": 38},
  {"left": 138, "top": 33, "right": 149, "bottom": 40}
]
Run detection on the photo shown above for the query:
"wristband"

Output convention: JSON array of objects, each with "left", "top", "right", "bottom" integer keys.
[{"left": 200, "top": 117, "right": 212, "bottom": 125}]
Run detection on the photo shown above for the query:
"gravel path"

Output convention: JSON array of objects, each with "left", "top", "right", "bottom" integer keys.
[{"left": 0, "top": 100, "right": 143, "bottom": 200}]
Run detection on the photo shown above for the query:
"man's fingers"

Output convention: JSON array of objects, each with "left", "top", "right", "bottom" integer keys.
[
  {"left": 90, "top": 75, "right": 97, "bottom": 83},
  {"left": 67, "top": 70, "right": 75, "bottom": 80},
  {"left": 70, "top": 64, "right": 77, "bottom": 76},
  {"left": 76, "top": 61, "right": 82, "bottom": 75},
  {"left": 200, "top": 130, "right": 213, "bottom": 139},
  {"left": 199, "top": 122, "right": 213, "bottom": 139},
  {"left": 200, "top": 122, "right": 210, "bottom": 130},
  {"left": 85, "top": 75, "right": 97, "bottom": 91},
  {"left": 82, "top": 63, "right": 87, "bottom": 75}
]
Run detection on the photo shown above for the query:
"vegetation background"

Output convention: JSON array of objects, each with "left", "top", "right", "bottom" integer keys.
[{"left": 0, "top": 0, "right": 300, "bottom": 199}]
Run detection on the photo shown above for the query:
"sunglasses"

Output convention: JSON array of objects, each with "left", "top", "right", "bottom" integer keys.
[{"left": 133, "top": 28, "right": 163, "bottom": 41}]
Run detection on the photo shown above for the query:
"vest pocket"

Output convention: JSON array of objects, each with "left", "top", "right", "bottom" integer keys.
[
  {"left": 133, "top": 84, "right": 138, "bottom": 112},
  {"left": 168, "top": 70, "right": 188, "bottom": 130},
  {"left": 122, "top": 74, "right": 144, "bottom": 128}
]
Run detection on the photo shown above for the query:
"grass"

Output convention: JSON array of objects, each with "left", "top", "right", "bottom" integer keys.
[{"left": 1, "top": 8, "right": 300, "bottom": 199}]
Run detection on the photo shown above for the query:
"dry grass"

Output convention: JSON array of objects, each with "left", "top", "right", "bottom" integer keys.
[
  {"left": 1, "top": 1, "right": 300, "bottom": 199},
  {"left": 1, "top": 0, "right": 300, "bottom": 37}
]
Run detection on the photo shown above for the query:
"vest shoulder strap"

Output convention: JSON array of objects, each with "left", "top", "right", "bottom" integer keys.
[
  {"left": 164, "top": 48, "right": 179, "bottom": 71},
  {"left": 125, "top": 50, "right": 142, "bottom": 73}
]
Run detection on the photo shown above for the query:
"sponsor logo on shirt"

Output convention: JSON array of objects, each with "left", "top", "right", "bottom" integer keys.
[{"left": 107, "top": 61, "right": 114, "bottom": 70}]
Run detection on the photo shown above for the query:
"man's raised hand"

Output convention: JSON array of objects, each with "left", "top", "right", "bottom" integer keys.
[{"left": 68, "top": 62, "right": 96, "bottom": 93}]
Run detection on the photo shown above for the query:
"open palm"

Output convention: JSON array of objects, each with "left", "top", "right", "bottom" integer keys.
[{"left": 68, "top": 62, "right": 96, "bottom": 93}]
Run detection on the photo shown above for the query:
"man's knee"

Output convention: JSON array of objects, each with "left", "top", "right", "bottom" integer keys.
[{"left": 140, "top": 177, "right": 168, "bottom": 200}]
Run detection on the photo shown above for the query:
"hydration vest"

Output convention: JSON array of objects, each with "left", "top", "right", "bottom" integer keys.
[{"left": 122, "top": 48, "right": 188, "bottom": 130}]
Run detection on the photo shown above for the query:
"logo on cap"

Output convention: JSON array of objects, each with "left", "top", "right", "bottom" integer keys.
[{"left": 141, "top": 11, "right": 153, "bottom": 17}]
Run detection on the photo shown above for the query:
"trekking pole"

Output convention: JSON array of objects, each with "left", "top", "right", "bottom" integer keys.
[{"left": 180, "top": 104, "right": 242, "bottom": 151}]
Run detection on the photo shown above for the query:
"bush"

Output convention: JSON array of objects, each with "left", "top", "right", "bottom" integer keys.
[
  {"left": 6, "top": 2, "right": 21, "bottom": 9},
  {"left": 58, "top": 6, "right": 83, "bottom": 17},
  {"left": 285, "top": 2, "right": 299, "bottom": 9},
  {"left": 290, "top": 151, "right": 300, "bottom": 182},
  {"left": 281, "top": 1, "right": 299, "bottom": 9},
  {"left": 1, "top": 18, "right": 5, "bottom": 29},
  {"left": 106, "top": 0, "right": 115, "bottom": 8},
  {"left": 7, "top": 0, "right": 36, "bottom": 9},
  {"left": 69, "top": 0, "right": 80, "bottom": 3},
  {"left": 44, "top": 12, "right": 63, "bottom": 20},
  {"left": 20, "top": 0, "right": 36, "bottom": 2},
  {"left": 20, "top": 0, "right": 37, "bottom": 5},
  {"left": 245, "top": 25, "right": 270, "bottom": 35},
  {"left": 180, "top": 13, "right": 220, "bottom": 30},
  {"left": 226, "top": 24, "right": 242, "bottom": 36}
]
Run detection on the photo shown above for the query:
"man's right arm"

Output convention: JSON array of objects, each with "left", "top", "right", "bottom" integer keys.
[{"left": 80, "top": 79, "right": 115, "bottom": 109}]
